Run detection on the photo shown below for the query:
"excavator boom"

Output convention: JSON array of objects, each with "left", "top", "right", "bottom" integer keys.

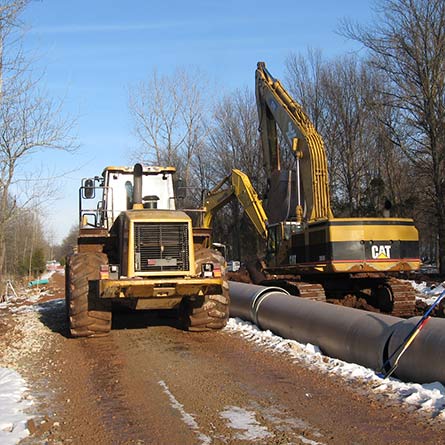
[
  {"left": 256, "top": 62, "right": 333, "bottom": 223},
  {"left": 203, "top": 169, "right": 268, "bottom": 240}
]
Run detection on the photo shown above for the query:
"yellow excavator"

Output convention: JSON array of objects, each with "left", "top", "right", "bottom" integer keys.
[
  {"left": 255, "top": 61, "right": 421, "bottom": 316},
  {"left": 201, "top": 63, "right": 421, "bottom": 317}
]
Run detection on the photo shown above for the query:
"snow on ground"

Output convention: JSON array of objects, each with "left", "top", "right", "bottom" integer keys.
[
  {"left": 0, "top": 369, "right": 32, "bottom": 445},
  {"left": 220, "top": 406, "right": 273, "bottom": 441},
  {"left": 409, "top": 280, "right": 445, "bottom": 305},
  {"left": 225, "top": 316, "right": 445, "bottom": 419},
  {"left": 0, "top": 271, "right": 59, "bottom": 444}
]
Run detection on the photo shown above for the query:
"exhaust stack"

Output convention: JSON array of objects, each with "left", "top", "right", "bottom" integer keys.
[{"left": 132, "top": 163, "right": 143, "bottom": 210}]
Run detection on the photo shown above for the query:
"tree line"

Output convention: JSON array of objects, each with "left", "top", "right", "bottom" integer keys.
[
  {"left": 0, "top": 0, "right": 74, "bottom": 293},
  {"left": 129, "top": 0, "right": 445, "bottom": 272},
  {"left": 1, "top": 0, "right": 444, "bottom": 296}
]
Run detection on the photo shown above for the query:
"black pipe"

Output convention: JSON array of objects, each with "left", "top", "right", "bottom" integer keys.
[
  {"left": 133, "top": 163, "right": 143, "bottom": 208},
  {"left": 229, "top": 281, "right": 288, "bottom": 323},
  {"left": 230, "top": 281, "right": 399, "bottom": 371},
  {"left": 387, "top": 317, "right": 445, "bottom": 384},
  {"left": 255, "top": 291, "right": 400, "bottom": 371},
  {"left": 229, "top": 281, "right": 445, "bottom": 384}
]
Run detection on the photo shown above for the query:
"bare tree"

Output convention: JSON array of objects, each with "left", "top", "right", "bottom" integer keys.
[
  {"left": 206, "top": 88, "right": 265, "bottom": 258},
  {"left": 285, "top": 49, "right": 327, "bottom": 133},
  {"left": 128, "top": 67, "right": 209, "bottom": 192},
  {"left": 0, "top": 0, "right": 76, "bottom": 279},
  {"left": 208, "top": 88, "right": 263, "bottom": 185},
  {"left": 341, "top": 0, "right": 445, "bottom": 271},
  {"left": 285, "top": 52, "right": 391, "bottom": 216},
  {"left": 129, "top": 70, "right": 182, "bottom": 165},
  {"left": 321, "top": 56, "right": 381, "bottom": 215},
  {"left": 0, "top": 0, "right": 27, "bottom": 99}
]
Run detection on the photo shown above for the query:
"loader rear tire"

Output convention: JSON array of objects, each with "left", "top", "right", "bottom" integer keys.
[{"left": 65, "top": 252, "right": 111, "bottom": 338}]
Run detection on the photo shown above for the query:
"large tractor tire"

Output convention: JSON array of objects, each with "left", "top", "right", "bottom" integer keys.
[
  {"left": 181, "top": 248, "right": 230, "bottom": 332},
  {"left": 65, "top": 252, "right": 112, "bottom": 338}
]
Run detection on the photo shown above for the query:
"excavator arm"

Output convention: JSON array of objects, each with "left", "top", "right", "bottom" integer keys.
[
  {"left": 255, "top": 62, "right": 333, "bottom": 223},
  {"left": 203, "top": 169, "right": 268, "bottom": 240}
]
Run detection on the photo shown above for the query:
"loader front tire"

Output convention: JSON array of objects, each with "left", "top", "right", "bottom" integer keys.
[
  {"left": 65, "top": 252, "right": 111, "bottom": 338},
  {"left": 181, "top": 284, "right": 230, "bottom": 332},
  {"left": 181, "top": 247, "right": 230, "bottom": 331}
]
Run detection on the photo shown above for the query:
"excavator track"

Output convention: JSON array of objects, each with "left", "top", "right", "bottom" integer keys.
[
  {"left": 249, "top": 270, "right": 415, "bottom": 316},
  {"left": 261, "top": 279, "right": 326, "bottom": 301},
  {"left": 291, "top": 282, "right": 326, "bottom": 301},
  {"left": 281, "top": 277, "right": 415, "bottom": 316},
  {"left": 387, "top": 278, "right": 417, "bottom": 318},
  {"left": 332, "top": 276, "right": 417, "bottom": 317}
]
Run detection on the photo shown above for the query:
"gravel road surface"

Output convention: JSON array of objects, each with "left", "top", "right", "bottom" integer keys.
[{"left": 1, "top": 272, "right": 445, "bottom": 444}]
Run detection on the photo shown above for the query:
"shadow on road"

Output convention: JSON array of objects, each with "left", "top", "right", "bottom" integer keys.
[
  {"left": 37, "top": 298, "right": 184, "bottom": 338},
  {"left": 111, "top": 308, "right": 183, "bottom": 331},
  {"left": 37, "top": 299, "right": 70, "bottom": 338}
]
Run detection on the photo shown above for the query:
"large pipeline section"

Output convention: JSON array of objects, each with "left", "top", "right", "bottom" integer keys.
[{"left": 229, "top": 281, "right": 445, "bottom": 384}]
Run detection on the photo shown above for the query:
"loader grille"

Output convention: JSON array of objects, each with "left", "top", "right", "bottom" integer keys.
[{"left": 133, "top": 222, "right": 190, "bottom": 272}]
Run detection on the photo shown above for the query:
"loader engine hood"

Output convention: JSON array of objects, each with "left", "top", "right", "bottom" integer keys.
[{"left": 119, "top": 210, "right": 195, "bottom": 278}]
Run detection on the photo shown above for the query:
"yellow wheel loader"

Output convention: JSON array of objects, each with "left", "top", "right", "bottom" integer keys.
[{"left": 65, "top": 163, "right": 229, "bottom": 337}]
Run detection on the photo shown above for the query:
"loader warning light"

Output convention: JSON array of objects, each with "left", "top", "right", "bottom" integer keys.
[
  {"left": 204, "top": 263, "right": 222, "bottom": 278},
  {"left": 213, "top": 264, "right": 222, "bottom": 278},
  {"left": 100, "top": 264, "right": 109, "bottom": 280}
]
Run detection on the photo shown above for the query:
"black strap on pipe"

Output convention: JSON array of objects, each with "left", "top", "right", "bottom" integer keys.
[{"left": 377, "top": 285, "right": 445, "bottom": 379}]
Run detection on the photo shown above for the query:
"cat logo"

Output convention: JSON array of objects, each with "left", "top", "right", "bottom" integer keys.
[{"left": 371, "top": 245, "right": 391, "bottom": 259}]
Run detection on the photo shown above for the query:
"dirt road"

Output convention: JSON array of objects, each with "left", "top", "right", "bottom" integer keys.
[{"left": 1, "top": 272, "right": 445, "bottom": 444}]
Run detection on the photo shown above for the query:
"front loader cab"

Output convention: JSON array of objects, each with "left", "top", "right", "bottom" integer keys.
[
  {"left": 68, "top": 163, "right": 229, "bottom": 339},
  {"left": 79, "top": 165, "right": 178, "bottom": 230}
]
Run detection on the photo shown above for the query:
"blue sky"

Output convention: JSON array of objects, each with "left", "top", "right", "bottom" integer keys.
[{"left": 21, "top": 0, "right": 374, "bottom": 243}]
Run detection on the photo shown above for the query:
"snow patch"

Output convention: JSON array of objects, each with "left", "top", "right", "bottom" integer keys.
[
  {"left": 35, "top": 299, "right": 65, "bottom": 313},
  {"left": 409, "top": 280, "right": 445, "bottom": 305},
  {"left": 0, "top": 284, "right": 57, "bottom": 431},
  {"left": 421, "top": 283, "right": 445, "bottom": 301},
  {"left": 158, "top": 380, "right": 211, "bottom": 445},
  {"left": 0, "top": 368, "right": 32, "bottom": 445},
  {"left": 39, "top": 271, "right": 56, "bottom": 281},
  {"left": 225, "top": 318, "right": 445, "bottom": 418},
  {"left": 298, "top": 436, "right": 324, "bottom": 445},
  {"left": 220, "top": 406, "right": 273, "bottom": 441}
]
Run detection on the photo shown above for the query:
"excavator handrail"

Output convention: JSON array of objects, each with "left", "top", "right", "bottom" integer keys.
[
  {"left": 255, "top": 61, "right": 333, "bottom": 222},
  {"left": 203, "top": 169, "right": 268, "bottom": 240}
]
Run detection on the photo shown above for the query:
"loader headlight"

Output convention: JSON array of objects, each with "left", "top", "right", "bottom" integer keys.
[{"left": 201, "top": 263, "right": 213, "bottom": 278}]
